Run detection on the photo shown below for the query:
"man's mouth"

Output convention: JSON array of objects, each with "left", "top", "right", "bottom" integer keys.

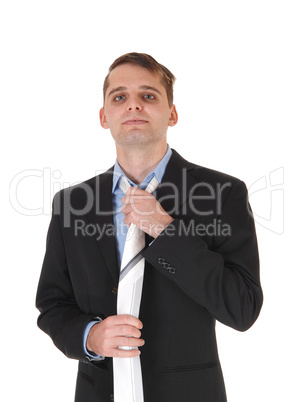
[{"left": 123, "top": 119, "right": 148, "bottom": 125}]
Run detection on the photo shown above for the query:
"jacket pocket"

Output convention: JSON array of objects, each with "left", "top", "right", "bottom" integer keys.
[{"left": 162, "top": 360, "right": 219, "bottom": 373}]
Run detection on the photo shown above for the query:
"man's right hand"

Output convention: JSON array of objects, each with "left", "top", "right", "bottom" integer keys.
[{"left": 86, "top": 314, "right": 145, "bottom": 358}]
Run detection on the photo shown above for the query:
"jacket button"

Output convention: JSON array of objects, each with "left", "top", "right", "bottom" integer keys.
[
  {"left": 110, "top": 394, "right": 114, "bottom": 401},
  {"left": 112, "top": 286, "right": 118, "bottom": 295}
]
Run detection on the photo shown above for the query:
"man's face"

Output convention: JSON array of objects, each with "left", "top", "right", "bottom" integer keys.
[{"left": 100, "top": 63, "right": 178, "bottom": 148}]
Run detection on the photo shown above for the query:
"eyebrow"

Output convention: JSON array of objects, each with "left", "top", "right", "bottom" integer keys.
[
  {"left": 139, "top": 85, "right": 162, "bottom": 96},
  {"left": 107, "top": 85, "right": 162, "bottom": 98},
  {"left": 107, "top": 86, "right": 127, "bottom": 97}
]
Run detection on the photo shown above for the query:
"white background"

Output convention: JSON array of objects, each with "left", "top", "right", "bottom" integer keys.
[{"left": 1, "top": 0, "right": 291, "bottom": 401}]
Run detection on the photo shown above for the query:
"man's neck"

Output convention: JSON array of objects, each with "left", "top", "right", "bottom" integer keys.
[{"left": 116, "top": 142, "right": 168, "bottom": 185}]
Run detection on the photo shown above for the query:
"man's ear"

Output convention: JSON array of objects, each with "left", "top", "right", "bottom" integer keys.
[
  {"left": 168, "top": 104, "right": 178, "bottom": 127},
  {"left": 99, "top": 107, "right": 109, "bottom": 129}
]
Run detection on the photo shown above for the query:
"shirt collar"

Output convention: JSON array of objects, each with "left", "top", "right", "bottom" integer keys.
[{"left": 112, "top": 144, "right": 172, "bottom": 193}]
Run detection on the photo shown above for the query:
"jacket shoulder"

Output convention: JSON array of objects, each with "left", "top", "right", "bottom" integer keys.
[
  {"left": 171, "top": 148, "right": 244, "bottom": 186},
  {"left": 189, "top": 163, "right": 244, "bottom": 187}
]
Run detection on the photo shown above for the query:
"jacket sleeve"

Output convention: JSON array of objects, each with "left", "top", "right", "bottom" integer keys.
[
  {"left": 142, "top": 180, "right": 263, "bottom": 332},
  {"left": 35, "top": 191, "right": 97, "bottom": 361}
]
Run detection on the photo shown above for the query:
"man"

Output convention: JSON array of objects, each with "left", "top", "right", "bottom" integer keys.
[{"left": 36, "top": 52, "right": 263, "bottom": 402}]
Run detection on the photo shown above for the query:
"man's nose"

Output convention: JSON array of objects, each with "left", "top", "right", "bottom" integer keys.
[{"left": 127, "top": 97, "right": 142, "bottom": 111}]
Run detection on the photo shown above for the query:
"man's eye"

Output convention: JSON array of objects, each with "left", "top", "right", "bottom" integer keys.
[
  {"left": 144, "top": 94, "right": 155, "bottom": 100},
  {"left": 114, "top": 95, "right": 125, "bottom": 101}
]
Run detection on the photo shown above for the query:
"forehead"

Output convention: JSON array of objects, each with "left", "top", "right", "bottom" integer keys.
[{"left": 106, "top": 64, "right": 165, "bottom": 95}]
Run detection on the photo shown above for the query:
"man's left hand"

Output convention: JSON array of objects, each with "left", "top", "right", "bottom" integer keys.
[{"left": 121, "top": 187, "right": 174, "bottom": 238}]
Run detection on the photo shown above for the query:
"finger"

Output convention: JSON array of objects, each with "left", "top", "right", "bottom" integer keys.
[
  {"left": 113, "top": 347, "right": 141, "bottom": 358},
  {"left": 125, "top": 193, "right": 153, "bottom": 203},
  {"left": 122, "top": 190, "right": 136, "bottom": 205},
  {"left": 124, "top": 212, "right": 137, "bottom": 227},
  {"left": 128, "top": 188, "right": 147, "bottom": 196},
  {"left": 112, "top": 325, "right": 142, "bottom": 339},
  {"left": 115, "top": 336, "right": 145, "bottom": 348},
  {"left": 107, "top": 314, "right": 143, "bottom": 329},
  {"left": 121, "top": 204, "right": 131, "bottom": 215},
  {"left": 123, "top": 187, "right": 148, "bottom": 203}
]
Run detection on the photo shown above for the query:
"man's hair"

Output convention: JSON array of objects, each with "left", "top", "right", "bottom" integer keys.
[{"left": 103, "top": 52, "right": 176, "bottom": 107}]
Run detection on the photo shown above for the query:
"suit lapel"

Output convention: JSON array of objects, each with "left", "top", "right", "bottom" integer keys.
[
  {"left": 86, "top": 167, "right": 119, "bottom": 284},
  {"left": 155, "top": 148, "right": 197, "bottom": 217}
]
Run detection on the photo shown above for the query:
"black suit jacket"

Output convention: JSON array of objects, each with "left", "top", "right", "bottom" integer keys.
[{"left": 36, "top": 149, "right": 263, "bottom": 402}]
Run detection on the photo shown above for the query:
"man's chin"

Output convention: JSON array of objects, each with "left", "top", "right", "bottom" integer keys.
[{"left": 113, "top": 131, "right": 153, "bottom": 146}]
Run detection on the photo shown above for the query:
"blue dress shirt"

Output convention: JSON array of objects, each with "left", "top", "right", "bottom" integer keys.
[{"left": 84, "top": 145, "right": 172, "bottom": 360}]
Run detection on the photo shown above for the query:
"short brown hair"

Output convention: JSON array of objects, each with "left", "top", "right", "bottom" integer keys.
[{"left": 103, "top": 52, "right": 176, "bottom": 107}]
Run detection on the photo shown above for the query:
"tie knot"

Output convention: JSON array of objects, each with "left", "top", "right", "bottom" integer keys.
[{"left": 119, "top": 175, "right": 159, "bottom": 194}]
